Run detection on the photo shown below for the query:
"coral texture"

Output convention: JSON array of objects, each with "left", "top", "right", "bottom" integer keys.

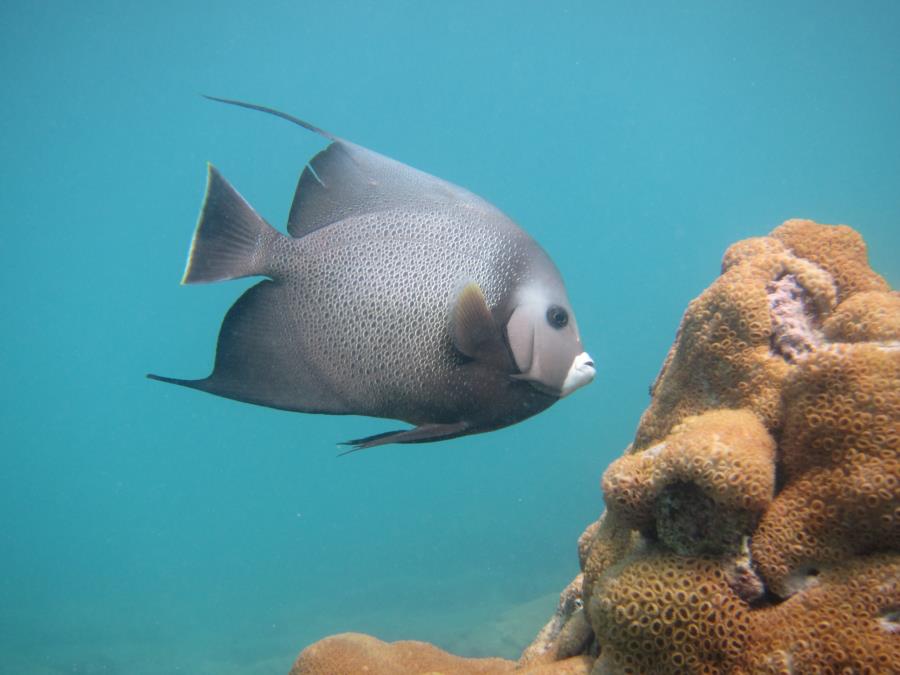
[
  {"left": 288, "top": 633, "right": 515, "bottom": 674},
  {"left": 288, "top": 632, "right": 593, "bottom": 674},
  {"left": 635, "top": 222, "right": 846, "bottom": 449},
  {"left": 580, "top": 219, "right": 899, "bottom": 673},
  {"left": 287, "top": 221, "right": 898, "bottom": 675},
  {"left": 734, "top": 555, "right": 899, "bottom": 674},
  {"left": 602, "top": 409, "right": 775, "bottom": 556},
  {"left": 589, "top": 553, "right": 752, "bottom": 673},
  {"left": 752, "top": 342, "right": 900, "bottom": 595}
]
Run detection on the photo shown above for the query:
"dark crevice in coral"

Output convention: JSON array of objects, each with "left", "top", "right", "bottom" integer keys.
[
  {"left": 772, "top": 443, "right": 788, "bottom": 495},
  {"left": 640, "top": 523, "right": 659, "bottom": 544},
  {"left": 726, "top": 560, "right": 767, "bottom": 604},
  {"left": 754, "top": 586, "right": 788, "bottom": 608},
  {"left": 736, "top": 536, "right": 781, "bottom": 609},
  {"left": 767, "top": 273, "right": 825, "bottom": 362},
  {"left": 878, "top": 606, "right": 900, "bottom": 634},
  {"left": 655, "top": 482, "right": 748, "bottom": 556}
]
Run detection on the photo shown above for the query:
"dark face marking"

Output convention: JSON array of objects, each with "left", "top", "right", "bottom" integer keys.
[{"left": 546, "top": 305, "right": 569, "bottom": 329}]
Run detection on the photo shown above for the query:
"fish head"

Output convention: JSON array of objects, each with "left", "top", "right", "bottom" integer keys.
[{"left": 505, "top": 278, "right": 595, "bottom": 398}]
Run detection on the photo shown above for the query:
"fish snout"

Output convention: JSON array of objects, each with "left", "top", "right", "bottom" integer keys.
[{"left": 559, "top": 352, "right": 595, "bottom": 397}]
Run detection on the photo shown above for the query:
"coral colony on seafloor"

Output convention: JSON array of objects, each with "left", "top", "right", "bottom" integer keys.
[{"left": 288, "top": 220, "right": 899, "bottom": 675}]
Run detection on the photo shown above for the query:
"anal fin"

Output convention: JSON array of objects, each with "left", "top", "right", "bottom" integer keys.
[
  {"left": 148, "top": 280, "right": 348, "bottom": 414},
  {"left": 338, "top": 422, "right": 470, "bottom": 454}
]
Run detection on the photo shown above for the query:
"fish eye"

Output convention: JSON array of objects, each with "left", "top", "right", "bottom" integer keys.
[{"left": 546, "top": 305, "right": 568, "bottom": 329}]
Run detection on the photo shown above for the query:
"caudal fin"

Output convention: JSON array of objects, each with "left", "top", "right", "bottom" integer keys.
[{"left": 182, "top": 165, "right": 281, "bottom": 284}]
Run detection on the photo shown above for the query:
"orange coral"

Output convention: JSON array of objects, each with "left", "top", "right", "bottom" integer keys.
[
  {"left": 778, "top": 342, "right": 899, "bottom": 478},
  {"left": 736, "top": 555, "right": 900, "bottom": 674},
  {"left": 751, "top": 456, "right": 899, "bottom": 597},
  {"left": 602, "top": 410, "right": 775, "bottom": 555},
  {"left": 771, "top": 218, "right": 890, "bottom": 300},
  {"left": 751, "top": 342, "right": 900, "bottom": 595},
  {"left": 590, "top": 553, "right": 752, "bottom": 674},
  {"left": 822, "top": 289, "right": 900, "bottom": 342},
  {"left": 580, "top": 220, "right": 898, "bottom": 673},
  {"left": 579, "top": 511, "right": 642, "bottom": 603},
  {"left": 634, "top": 229, "right": 841, "bottom": 449},
  {"left": 288, "top": 633, "right": 592, "bottom": 674},
  {"left": 288, "top": 633, "right": 513, "bottom": 674}
]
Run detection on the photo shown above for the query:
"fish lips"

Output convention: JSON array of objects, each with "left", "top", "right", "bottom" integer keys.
[{"left": 512, "top": 351, "right": 596, "bottom": 398}]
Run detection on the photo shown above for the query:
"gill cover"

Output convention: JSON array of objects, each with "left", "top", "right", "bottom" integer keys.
[{"left": 505, "top": 292, "right": 594, "bottom": 398}]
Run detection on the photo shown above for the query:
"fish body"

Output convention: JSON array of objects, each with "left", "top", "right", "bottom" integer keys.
[{"left": 150, "top": 99, "right": 594, "bottom": 449}]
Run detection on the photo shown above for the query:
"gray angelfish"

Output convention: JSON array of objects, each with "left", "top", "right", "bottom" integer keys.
[{"left": 149, "top": 97, "right": 595, "bottom": 450}]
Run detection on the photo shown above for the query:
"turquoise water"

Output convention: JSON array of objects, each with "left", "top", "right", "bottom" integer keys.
[{"left": 2, "top": 2, "right": 898, "bottom": 673}]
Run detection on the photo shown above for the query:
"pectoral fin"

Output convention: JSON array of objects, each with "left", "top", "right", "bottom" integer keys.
[{"left": 450, "top": 282, "right": 513, "bottom": 371}]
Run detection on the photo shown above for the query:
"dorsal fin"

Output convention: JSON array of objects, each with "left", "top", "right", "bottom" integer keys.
[
  {"left": 203, "top": 95, "right": 337, "bottom": 141},
  {"left": 286, "top": 139, "right": 495, "bottom": 238},
  {"left": 204, "top": 96, "right": 501, "bottom": 238}
]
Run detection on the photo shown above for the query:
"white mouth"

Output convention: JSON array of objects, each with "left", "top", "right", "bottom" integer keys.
[{"left": 560, "top": 352, "right": 595, "bottom": 397}]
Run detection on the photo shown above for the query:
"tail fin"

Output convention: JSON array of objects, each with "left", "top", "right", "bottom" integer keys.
[{"left": 182, "top": 165, "right": 281, "bottom": 284}]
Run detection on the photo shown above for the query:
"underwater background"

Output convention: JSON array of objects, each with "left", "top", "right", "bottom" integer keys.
[{"left": 1, "top": 2, "right": 898, "bottom": 673}]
